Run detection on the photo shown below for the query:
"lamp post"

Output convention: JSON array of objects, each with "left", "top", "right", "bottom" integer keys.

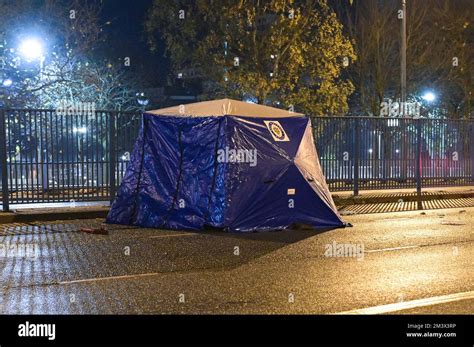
[
  {"left": 420, "top": 91, "right": 437, "bottom": 118},
  {"left": 400, "top": 0, "right": 407, "bottom": 115},
  {"left": 18, "top": 38, "right": 47, "bottom": 191},
  {"left": 415, "top": 91, "right": 436, "bottom": 210}
]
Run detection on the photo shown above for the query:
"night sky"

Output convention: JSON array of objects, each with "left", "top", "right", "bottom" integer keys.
[{"left": 99, "top": 0, "right": 168, "bottom": 87}]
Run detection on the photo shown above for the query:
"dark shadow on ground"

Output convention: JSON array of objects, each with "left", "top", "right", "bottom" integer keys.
[
  {"left": 0, "top": 220, "right": 346, "bottom": 289},
  {"left": 201, "top": 225, "right": 339, "bottom": 244}
]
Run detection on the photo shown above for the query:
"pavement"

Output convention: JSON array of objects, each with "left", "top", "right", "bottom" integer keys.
[
  {"left": 0, "top": 206, "right": 472, "bottom": 314},
  {"left": 333, "top": 186, "right": 474, "bottom": 204},
  {"left": 0, "top": 186, "right": 472, "bottom": 224},
  {"left": 0, "top": 203, "right": 110, "bottom": 224}
]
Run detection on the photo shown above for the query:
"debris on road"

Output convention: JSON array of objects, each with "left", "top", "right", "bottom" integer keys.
[
  {"left": 78, "top": 226, "right": 108, "bottom": 235},
  {"left": 440, "top": 221, "right": 465, "bottom": 226}
]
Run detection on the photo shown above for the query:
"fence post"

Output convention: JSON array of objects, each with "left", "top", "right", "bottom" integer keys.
[
  {"left": 0, "top": 108, "right": 9, "bottom": 211},
  {"left": 416, "top": 117, "right": 422, "bottom": 210},
  {"left": 353, "top": 117, "right": 360, "bottom": 196},
  {"left": 109, "top": 112, "right": 117, "bottom": 204}
]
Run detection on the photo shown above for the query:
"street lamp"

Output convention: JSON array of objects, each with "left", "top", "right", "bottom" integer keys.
[
  {"left": 18, "top": 38, "right": 44, "bottom": 61},
  {"left": 2, "top": 78, "right": 12, "bottom": 87},
  {"left": 18, "top": 37, "right": 46, "bottom": 78},
  {"left": 18, "top": 38, "right": 48, "bottom": 190},
  {"left": 419, "top": 91, "right": 437, "bottom": 118},
  {"left": 421, "top": 92, "right": 436, "bottom": 102},
  {"left": 136, "top": 92, "right": 149, "bottom": 111}
]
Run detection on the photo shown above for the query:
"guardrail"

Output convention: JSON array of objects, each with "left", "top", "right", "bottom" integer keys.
[
  {"left": 312, "top": 116, "right": 473, "bottom": 193},
  {"left": 0, "top": 109, "right": 472, "bottom": 211}
]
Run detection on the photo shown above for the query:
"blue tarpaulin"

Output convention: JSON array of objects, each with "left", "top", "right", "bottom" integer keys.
[{"left": 107, "top": 99, "right": 345, "bottom": 232}]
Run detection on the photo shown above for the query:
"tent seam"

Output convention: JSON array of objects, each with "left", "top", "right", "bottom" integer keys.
[
  {"left": 160, "top": 125, "right": 185, "bottom": 228},
  {"left": 204, "top": 118, "right": 223, "bottom": 224},
  {"left": 130, "top": 114, "right": 147, "bottom": 224}
]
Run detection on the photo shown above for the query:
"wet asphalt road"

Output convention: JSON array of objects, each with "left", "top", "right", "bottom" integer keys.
[{"left": 0, "top": 207, "right": 472, "bottom": 314}]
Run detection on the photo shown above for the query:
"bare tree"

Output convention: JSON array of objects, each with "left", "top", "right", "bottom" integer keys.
[{"left": 0, "top": 0, "right": 138, "bottom": 111}]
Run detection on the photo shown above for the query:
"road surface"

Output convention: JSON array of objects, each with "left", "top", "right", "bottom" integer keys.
[{"left": 0, "top": 207, "right": 472, "bottom": 314}]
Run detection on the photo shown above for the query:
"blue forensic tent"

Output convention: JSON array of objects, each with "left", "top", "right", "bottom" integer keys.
[{"left": 106, "top": 99, "right": 345, "bottom": 232}]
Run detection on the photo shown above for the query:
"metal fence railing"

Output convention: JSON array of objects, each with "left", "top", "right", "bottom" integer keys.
[
  {"left": 0, "top": 109, "right": 141, "bottom": 210},
  {"left": 312, "top": 116, "right": 474, "bottom": 192},
  {"left": 0, "top": 109, "right": 473, "bottom": 210}
]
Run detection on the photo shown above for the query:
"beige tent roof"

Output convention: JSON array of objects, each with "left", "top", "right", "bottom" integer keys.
[{"left": 146, "top": 98, "right": 304, "bottom": 118}]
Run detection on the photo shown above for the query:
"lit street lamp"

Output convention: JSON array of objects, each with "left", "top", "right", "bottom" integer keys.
[
  {"left": 419, "top": 91, "right": 437, "bottom": 118},
  {"left": 136, "top": 92, "right": 149, "bottom": 112},
  {"left": 421, "top": 91, "right": 436, "bottom": 102},
  {"left": 18, "top": 37, "right": 48, "bottom": 191},
  {"left": 2, "top": 78, "right": 12, "bottom": 87},
  {"left": 18, "top": 37, "right": 46, "bottom": 79},
  {"left": 18, "top": 38, "right": 44, "bottom": 61}
]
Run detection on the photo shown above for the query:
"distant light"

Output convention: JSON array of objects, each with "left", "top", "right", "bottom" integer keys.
[
  {"left": 73, "top": 126, "right": 87, "bottom": 134},
  {"left": 368, "top": 149, "right": 373, "bottom": 153},
  {"left": 243, "top": 96, "right": 257, "bottom": 104},
  {"left": 2, "top": 78, "right": 12, "bottom": 87},
  {"left": 422, "top": 91, "right": 436, "bottom": 102},
  {"left": 121, "top": 153, "right": 131, "bottom": 161},
  {"left": 136, "top": 92, "right": 149, "bottom": 106},
  {"left": 19, "top": 38, "right": 43, "bottom": 60},
  {"left": 395, "top": 149, "right": 400, "bottom": 153}
]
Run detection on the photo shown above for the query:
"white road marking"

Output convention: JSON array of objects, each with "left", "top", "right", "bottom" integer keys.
[
  {"left": 365, "top": 245, "right": 420, "bottom": 253},
  {"left": 336, "top": 290, "right": 474, "bottom": 314},
  {"left": 59, "top": 232, "right": 196, "bottom": 285},
  {"left": 149, "top": 233, "right": 197, "bottom": 239},
  {"left": 59, "top": 272, "right": 161, "bottom": 285},
  {"left": 373, "top": 217, "right": 415, "bottom": 222}
]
